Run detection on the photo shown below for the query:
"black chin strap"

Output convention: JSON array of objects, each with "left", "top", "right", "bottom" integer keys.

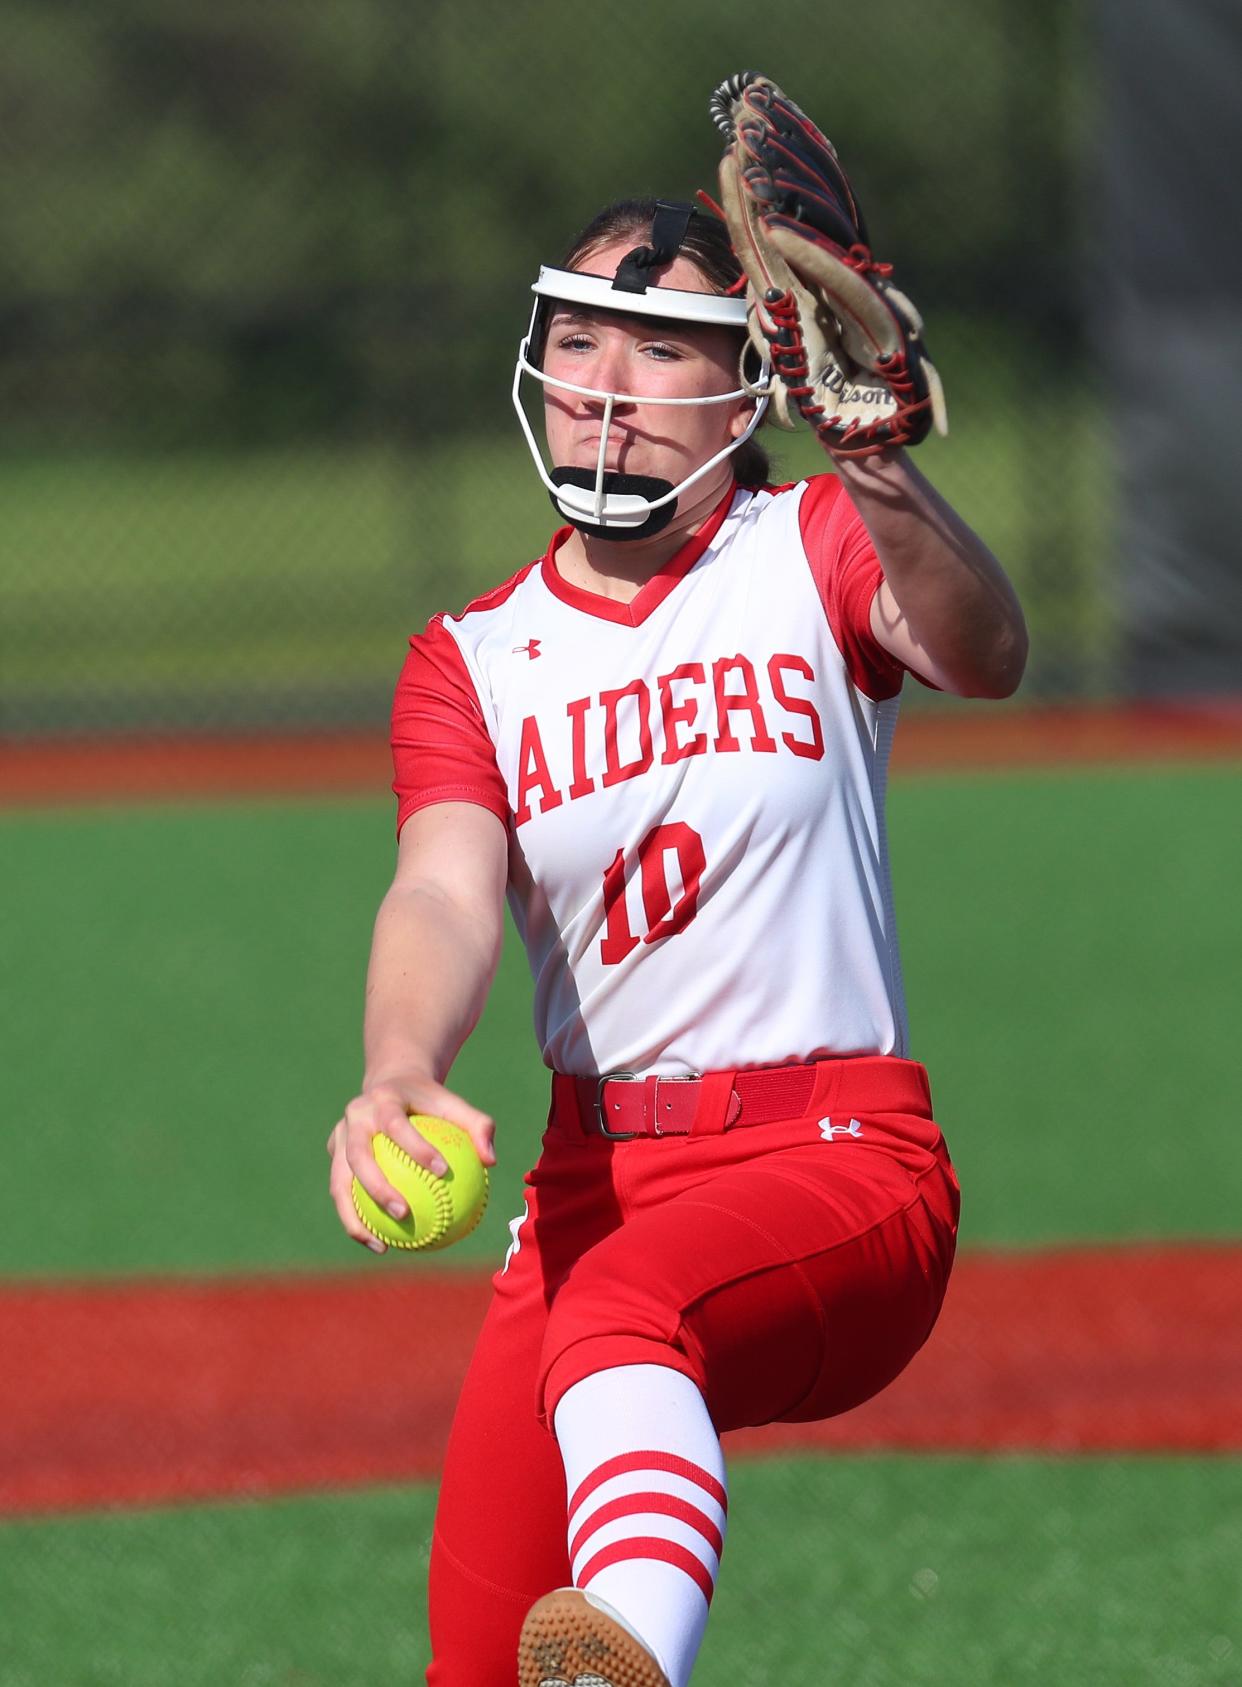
[
  {"left": 548, "top": 467, "right": 679, "bottom": 542},
  {"left": 611, "top": 200, "right": 694, "bottom": 294}
]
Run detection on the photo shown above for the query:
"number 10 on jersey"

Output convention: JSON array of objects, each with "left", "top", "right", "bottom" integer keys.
[{"left": 600, "top": 822, "right": 706, "bottom": 964}]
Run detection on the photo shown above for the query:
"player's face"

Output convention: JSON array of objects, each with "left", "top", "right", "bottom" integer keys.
[{"left": 541, "top": 241, "right": 753, "bottom": 487}]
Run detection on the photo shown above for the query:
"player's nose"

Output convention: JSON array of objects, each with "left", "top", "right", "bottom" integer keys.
[{"left": 583, "top": 338, "right": 636, "bottom": 409}]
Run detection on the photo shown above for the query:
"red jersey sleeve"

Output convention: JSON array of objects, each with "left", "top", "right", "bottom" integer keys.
[
  {"left": 797, "top": 473, "right": 907, "bottom": 702},
  {"left": 391, "top": 616, "right": 509, "bottom": 835}
]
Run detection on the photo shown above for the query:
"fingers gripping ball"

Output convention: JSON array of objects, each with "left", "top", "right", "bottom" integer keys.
[{"left": 352, "top": 1117, "right": 488, "bottom": 1252}]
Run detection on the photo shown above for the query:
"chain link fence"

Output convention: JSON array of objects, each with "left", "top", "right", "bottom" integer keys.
[{"left": 1, "top": 0, "right": 1113, "bottom": 739}]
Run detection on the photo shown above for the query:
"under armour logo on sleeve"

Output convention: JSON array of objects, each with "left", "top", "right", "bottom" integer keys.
[
  {"left": 513, "top": 638, "right": 542, "bottom": 659},
  {"left": 819, "top": 1117, "right": 863, "bottom": 1140}
]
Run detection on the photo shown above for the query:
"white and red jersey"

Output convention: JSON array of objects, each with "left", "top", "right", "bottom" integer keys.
[{"left": 392, "top": 474, "right": 918, "bottom": 1078}]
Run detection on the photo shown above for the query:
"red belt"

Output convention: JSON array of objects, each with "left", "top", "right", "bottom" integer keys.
[
  {"left": 554, "top": 1062, "right": 823, "bottom": 1140},
  {"left": 553, "top": 1056, "right": 932, "bottom": 1140}
]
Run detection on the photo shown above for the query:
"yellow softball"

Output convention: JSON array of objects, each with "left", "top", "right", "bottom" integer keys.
[{"left": 351, "top": 1116, "right": 489, "bottom": 1252}]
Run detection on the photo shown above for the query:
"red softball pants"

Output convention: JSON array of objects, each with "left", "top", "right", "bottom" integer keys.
[{"left": 425, "top": 1055, "right": 959, "bottom": 1685}]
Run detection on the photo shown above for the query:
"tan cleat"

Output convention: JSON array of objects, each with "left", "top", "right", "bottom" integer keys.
[{"left": 518, "top": 1587, "right": 672, "bottom": 1687}]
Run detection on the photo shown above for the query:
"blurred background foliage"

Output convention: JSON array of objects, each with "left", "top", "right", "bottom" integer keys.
[
  {"left": 1, "top": 0, "right": 1085, "bottom": 446},
  {"left": 2, "top": 0, "right": 1103, "bottom": 732}
]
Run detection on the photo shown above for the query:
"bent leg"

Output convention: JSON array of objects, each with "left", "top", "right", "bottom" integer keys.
[{"left": 539, "top": 1123, "right": 958, "bottom": 1434}]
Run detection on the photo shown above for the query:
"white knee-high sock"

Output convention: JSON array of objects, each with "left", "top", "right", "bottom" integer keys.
[{"left": 552, "top": 1364, "right": 728, "bottom": 1687}]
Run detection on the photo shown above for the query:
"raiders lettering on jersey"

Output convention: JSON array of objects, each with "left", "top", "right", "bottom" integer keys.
[{"left": 511, "top": 650, "right": 826, "bottom": 826}]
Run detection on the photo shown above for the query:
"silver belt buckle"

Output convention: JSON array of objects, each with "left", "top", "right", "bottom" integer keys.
[{"left": 595, "top": 1071, "right": 642, "bottom": 1139}]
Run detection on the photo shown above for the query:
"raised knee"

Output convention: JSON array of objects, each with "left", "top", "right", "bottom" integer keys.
[{"left": 538, "top": 1273, "right": 702, "bottom": 1429}]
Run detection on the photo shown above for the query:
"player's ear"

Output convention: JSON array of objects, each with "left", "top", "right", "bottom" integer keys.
[{"left": 729, "top": 398, "right": 757, "bottom": 440}]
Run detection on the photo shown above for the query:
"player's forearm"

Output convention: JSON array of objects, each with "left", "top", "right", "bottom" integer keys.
[
  {"left": 361, "top": 881, "right": 502, "bottom": 1090},
  {"left": 833, "top": 449, "right": 1029, "bottom": 698}
]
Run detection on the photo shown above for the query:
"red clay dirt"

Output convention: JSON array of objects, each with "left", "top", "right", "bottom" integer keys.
[
  {"left": 1, "top": 1244, "right": 1238, "bottom": 1518},
  {"left": 2, "top": 703, "right": 1241, "bottom": 808}
]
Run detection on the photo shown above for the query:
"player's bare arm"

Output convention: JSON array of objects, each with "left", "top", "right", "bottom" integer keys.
[
  {"left": 326, "top": 801, "right": 505, "bottom": 1251},
  {"left": 836, "top": 447, "right": 1029, "bottom": 699}
]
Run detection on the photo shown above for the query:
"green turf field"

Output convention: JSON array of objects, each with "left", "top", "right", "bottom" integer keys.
[
  {"left": 2, "top": 764, "right": 1237, "bottom": 1276},
  {"left": 2, "top": 762, "right": 1238, "bottom": 1686},
  {"left": 0, "top": 1458, "right": 1236, "bottom": 1686}
]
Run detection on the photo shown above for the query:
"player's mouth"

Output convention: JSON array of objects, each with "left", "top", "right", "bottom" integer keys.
[{"left": 573, "top": 436, "right": 639, "bottom": 467}]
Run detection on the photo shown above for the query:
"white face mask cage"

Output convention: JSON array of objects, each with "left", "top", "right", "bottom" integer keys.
[{"left": 512, "top": 267, "right": 772, "bottom": 532}]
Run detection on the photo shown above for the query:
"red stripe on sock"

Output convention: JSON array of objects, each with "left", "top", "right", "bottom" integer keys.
[
  {"left": 568, "top": 1450, "right": 728, "bottom": 1517},
  {"left": 579, "top": 1536, "right": 717, "bottom": 1605},
  {"left": 569, "top": 1490, "right": 725, "bottom": 1563}
]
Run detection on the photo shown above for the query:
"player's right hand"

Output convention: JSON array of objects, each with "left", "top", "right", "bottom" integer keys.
[{"left": 326, "top": 1076, "right": 496, "bottom": 1253}]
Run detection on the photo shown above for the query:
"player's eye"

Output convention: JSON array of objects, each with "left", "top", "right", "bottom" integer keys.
[
  {"left": 554, "top": 332, "right": 595, "bottom": 353},
  {"left": 643, "top": 341, "right": 683, "bottom": 361}
]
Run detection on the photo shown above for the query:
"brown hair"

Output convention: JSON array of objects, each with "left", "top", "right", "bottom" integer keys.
[{"left": 560, "top": 198, "right": 771, "bottom": 488}]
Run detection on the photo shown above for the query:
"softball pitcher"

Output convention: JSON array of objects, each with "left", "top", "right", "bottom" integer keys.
[{"left": 326, "top": 74, "right": 1027, "bottom": 1687}]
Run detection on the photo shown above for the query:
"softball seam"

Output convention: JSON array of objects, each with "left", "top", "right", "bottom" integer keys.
[{"left": 354, "top": 1133, "right": 460, "bottom": 1251}]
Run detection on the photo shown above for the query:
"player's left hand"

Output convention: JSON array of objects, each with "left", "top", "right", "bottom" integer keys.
[{"left": 710, "top": 70, "right": 948, "bottom": 456}]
